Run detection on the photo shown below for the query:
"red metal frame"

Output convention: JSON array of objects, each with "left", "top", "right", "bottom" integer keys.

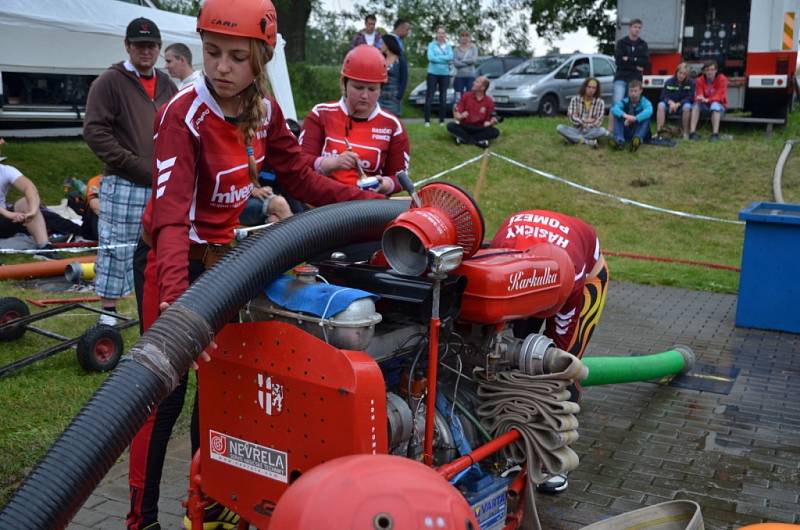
[
  {"left": 437, "top": 430, "right": 521, "bottom": 480},
  {"left": 27, "top": 297, "right": 100, "bottom": 308},
  {"left": 423, "top": 316, "right": 440, "bottom": 466}
]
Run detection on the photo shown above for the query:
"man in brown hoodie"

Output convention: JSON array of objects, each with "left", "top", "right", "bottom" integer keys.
[{"left": 84, "top": 17, "right": 177, "bottom": 325}]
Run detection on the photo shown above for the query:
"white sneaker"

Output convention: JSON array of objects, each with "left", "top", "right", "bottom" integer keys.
[
  {"left": 97, "top": 312, "right": 119, "bottom": 327},
  {"left": 424, "top": 122, "right": 431, "bottom": 128},
  {"left": 536, "top": 473, "right": 568, "bottom": 494},
  {"left": 439, "top": 122, "right": 445, "bottom": 126}
]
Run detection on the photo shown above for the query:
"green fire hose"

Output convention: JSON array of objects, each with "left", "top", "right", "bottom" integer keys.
[{"left": 580, "top": 346, "right": 695, "bottom": 387}]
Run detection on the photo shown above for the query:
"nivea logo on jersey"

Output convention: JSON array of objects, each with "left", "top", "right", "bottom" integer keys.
[{"left": 212, "top": 182, "right": 254, "bottom": 207}]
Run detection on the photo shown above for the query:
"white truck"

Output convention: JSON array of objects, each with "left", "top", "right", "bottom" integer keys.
[{"left": 616, "top": 0, "right": 799, "bottom": 119}]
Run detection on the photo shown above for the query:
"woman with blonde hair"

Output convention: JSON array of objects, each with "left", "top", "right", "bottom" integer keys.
[
  {"left": 127, "top": 1, "right": 384, "bottom": 528},
  {"left": 655, "top": 62, "right": 694, "bottom": 140}
]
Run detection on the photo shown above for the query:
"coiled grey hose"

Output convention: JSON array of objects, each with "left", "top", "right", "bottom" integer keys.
[
  {"left": 773, "top": 139, "right": 797, "bottom": 203},
  {"left": 475, "top": 352, "right": 588, "bottom": 530}
]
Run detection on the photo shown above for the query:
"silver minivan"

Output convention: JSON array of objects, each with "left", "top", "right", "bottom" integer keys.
[{"left": 487, "top": 53, "right": 616, "bottom": 116}]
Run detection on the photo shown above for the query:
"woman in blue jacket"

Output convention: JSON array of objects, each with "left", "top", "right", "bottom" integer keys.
[{"left": 424, "top": 26, "right": 453, "bottom": 126}]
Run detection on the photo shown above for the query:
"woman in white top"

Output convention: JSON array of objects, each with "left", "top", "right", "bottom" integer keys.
[{"left": 0, "top": 140, "right": 49, "bottom": 247}]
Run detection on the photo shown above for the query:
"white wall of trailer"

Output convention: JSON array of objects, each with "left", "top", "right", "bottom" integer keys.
[{"left": 748, "top": 0, "right": 800, "bottom": 52}]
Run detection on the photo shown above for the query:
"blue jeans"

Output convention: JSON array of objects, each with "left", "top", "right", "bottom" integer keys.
[
  {"left": 453, "top": 76, "right": 474, "bottom": 100},
  {"left": 613, "top": 115, "right": 651, "bottom": 143},
  {"left": 613, "top": 80, "right": 628, "bottom": 104},
  {"left": 696, "top": 101, "right": 725, "bottom": 115},
  {"left": 658, "top": 101, "right": 693, "bottom": 114}
]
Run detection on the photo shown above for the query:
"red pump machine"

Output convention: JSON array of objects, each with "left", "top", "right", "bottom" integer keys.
[{"left": 190, "top": 183, "right": 576, "bottom": 529}]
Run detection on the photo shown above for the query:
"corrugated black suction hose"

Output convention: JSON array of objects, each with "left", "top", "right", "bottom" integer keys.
[{"left": 0, "top": 200, "right": 409, "bottom": 529}]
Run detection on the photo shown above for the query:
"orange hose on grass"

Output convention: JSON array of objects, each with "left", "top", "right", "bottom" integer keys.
[{"left": 0, "top": 256, "right": 95, "bottom": 280}]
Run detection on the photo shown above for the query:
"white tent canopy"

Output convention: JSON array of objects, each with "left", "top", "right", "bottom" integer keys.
[{"left": 0, "top": 0, "right": 296, "bottom": 120}]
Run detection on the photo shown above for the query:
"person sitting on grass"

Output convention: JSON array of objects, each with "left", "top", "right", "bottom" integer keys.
[
  {"left": 556, "top": 77, "right": 607, "bottom": 148},
  {"left": 446, "top": 76, "right": 500, "bottom": 149},
  {"left": 0, "top": 139, "right": 52, "bottom": 257},
  {"left": 655, "top": 62, "right": 694, "bottom": 140},
  {"left": 609, "top": 79, "right": 652, "bottom": 152},
  {"left": 689, "top": 60, "right": 728, "bottom": 142}
]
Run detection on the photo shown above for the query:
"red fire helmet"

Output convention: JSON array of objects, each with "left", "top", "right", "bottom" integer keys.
[
  {"left": 196, "top": 0, "right": 277, "bottom": 48},
  {"left": 270, "top": 454, "right": 479, "bottom": 529},
  {"left": 341, "top": 44, "right": 388, "bottom": 83}
]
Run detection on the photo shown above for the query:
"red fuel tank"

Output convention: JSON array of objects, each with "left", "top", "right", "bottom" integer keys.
[{"left": 456, "top": 243, "right": 575, "bottom": 324}]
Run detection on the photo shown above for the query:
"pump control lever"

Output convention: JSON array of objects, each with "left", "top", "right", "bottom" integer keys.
[{"left": 396, "top": 171, "right": 422, "bottom": 207}]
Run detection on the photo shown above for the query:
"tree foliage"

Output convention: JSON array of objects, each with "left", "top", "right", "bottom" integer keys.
[
  {"left": 304, "top": 6, "right": 356, "bottom": 65},
  {"left": 153, "top": 0, "right": 199, "bottom": 15},
  {"left": 274, "top": 0, "right": 316, "bottom": 61},
  {"left": 528, "top": 0, "right": 615, "bottom": 54}
]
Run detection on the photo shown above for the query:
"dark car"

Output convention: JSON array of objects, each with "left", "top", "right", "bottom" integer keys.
[{"left": 408, "top": 55, "right": 527, "bottom": 108}]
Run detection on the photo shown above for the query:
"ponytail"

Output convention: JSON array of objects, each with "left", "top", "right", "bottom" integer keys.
[{"left": 240, "top": 39, "right": 274, "bottom": 186}]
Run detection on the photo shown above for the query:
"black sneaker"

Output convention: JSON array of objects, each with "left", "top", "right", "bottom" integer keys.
[
  {"left": 630, "top": 137, "right": 641, "bottom": 152},
  {"left": 609, "top": 138, "right": 624, "bottom": 150},
  {"left": 476, "top": 140, "right": 490, "bottom": 148},
  {"left": 689, "top": 132, "right": 700, "bottom": 141},
  {"left": 32, "top": 244, "right": 59, "bottom": 261},
  {"left": 455, "top": 137, "right": 464, "bottom": 145},
  {"left": 536, "top": 473, "right": 569, "bottom": 494},
  {"left": 141, "top": 523, "right": 161, "bottom": 530},
  {"left": 710, "top": 133, "right": 719, "bottom": 143},
  {"left": 182, "top": 502, "right": 240, "bottom": 529}
]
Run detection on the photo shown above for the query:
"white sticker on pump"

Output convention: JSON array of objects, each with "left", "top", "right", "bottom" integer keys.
[{"left": 209, "top": 430, "right": 288, "bottom": 483}]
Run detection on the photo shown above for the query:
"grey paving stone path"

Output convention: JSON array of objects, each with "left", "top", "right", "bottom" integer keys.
[{"left": 70, "top": 281, "right": 800, "bottom": 530}]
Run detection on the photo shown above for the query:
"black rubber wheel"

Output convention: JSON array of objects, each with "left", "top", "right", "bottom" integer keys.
[
  {"left": 76, "top": 324, "right": 123, "bottom": 372},
  {"left": 0, "top": 297, "right": 30, "bottom": 341},
  {"left": 539, "top": 94, "right": 559, "bottom": 117}
]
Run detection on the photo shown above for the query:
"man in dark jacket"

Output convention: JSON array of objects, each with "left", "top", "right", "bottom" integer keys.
[
  {"left": 611, "top": 18, "right": 649, "bottom": 134},
  {"left": 387, "top": 19, "right": 411, "bottom": 116},
  {"left": 83, "top": 17, "right": 177, "bottom": 325},
  {"left": 655, "top": 62, "right": 694, "bottom": 139}
]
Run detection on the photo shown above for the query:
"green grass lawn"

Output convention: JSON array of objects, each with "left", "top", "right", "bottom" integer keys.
[{"left": 1, "top": 109, "right": 798, "bottom": 507}]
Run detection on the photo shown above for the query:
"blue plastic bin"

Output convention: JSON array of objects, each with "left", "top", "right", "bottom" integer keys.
[{"left": 736, "top": 201, "right": 800, "bottom": 333}]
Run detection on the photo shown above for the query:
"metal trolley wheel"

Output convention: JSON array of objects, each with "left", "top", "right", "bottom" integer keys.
[
  {"left": 0, "top": 297, "right": 30, "bottom": 342},
  {"left": 76, "top": 324, "right": 123, "bottom": 373}
]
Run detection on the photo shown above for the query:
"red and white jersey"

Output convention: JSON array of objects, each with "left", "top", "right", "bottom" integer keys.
[
  {"left": 144, "top": 78, "right": 380, "bottom": 304},
  {"left": 300, "top": 98, "right": 410, "bottom": 190},
  {"left": 490, "top": 210, "right": 600, "bottom": 284}
]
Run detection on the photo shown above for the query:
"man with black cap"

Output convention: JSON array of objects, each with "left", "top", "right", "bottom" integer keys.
[{"left": 84, "top": 17, "right": 177, "bottom": 328}]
